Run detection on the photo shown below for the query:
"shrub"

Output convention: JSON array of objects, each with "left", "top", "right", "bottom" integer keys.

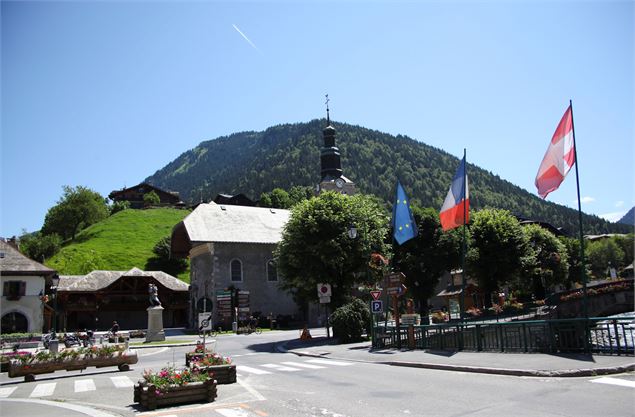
[{"left": 330, "top": 298, "right": 369, "bottom": 343}]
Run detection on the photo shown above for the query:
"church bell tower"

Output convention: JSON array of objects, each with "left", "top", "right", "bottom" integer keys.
[{"left": 316, "top": 95, "right": 356, "bottom": 195}]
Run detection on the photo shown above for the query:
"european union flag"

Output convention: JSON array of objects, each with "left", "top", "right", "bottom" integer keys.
[{"left": 392, "top": 181, "right": 418, "bottom": 245}]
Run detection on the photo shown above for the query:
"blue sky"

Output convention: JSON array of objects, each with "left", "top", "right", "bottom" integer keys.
[{"left": 1, "top": 0, "right": 633, "bottom": 238}]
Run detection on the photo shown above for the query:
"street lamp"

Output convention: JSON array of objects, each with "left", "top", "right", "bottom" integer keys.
[
  {"left": 51, "top": 274, "right": 59, "bottom": 340},
  {"left": 347, "top": 225, "right": 358, "bottom": 240}
]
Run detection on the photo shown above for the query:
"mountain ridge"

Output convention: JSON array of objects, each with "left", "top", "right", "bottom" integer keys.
[{"left": 145, "top": 119, "right": 632, "bottom": 236}]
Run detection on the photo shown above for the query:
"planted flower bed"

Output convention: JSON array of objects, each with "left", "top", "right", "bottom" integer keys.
[
  {"left": 134, "top": 367, "right": 217, "bottom": 410},
  {"left": 8, "top": 344, "right": 137, "bottom": 381},
  {"left": 185, "top": 343, "right": 235, "bottom": 384}
]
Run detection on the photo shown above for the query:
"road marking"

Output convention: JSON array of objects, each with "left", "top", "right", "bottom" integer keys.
[
  {"left": 305, "top": 359, "right": 353, "bottom": 366},
  {"left": 591, "top": 377, "right": 635, "bottom": 388},
  {"left": 237, "top": 378, "right": 266, "bottom": 401},
  {"left": 111, "top": 376, "right": 135, "bottom": 388},
  {"left": 236, "top": 365, "right": 272, "bottom": 375},
  {"left": 0, "top": 387, "right": 17, "bottom": 398},
  {"left": 260, "top": 363, "right": 301, "bottom": 372},
  {"left": 75, "top": 379, "right": 96, "bottom": 392},
  {"left": 136, "top": 347, "right": 169, "bottom": 357},
  {"left": 217, "top": 407, "right": 253, "bottom": 417},
  {"left": 0, "top": 398, "right": 118, "bottom": 416},
  {"left": 30, "top": 382, "right": 56, "bottom": 397},
  {"left": 281, "top": 361, "right": 325, "bottom": 369}
]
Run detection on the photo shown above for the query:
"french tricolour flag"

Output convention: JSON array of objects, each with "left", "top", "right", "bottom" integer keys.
[
  {"left": 535, "top": 105, "right": 575, "bottom": 199},
  {"left": 439, "top": 156, "right": 469, "bottom": 231}
]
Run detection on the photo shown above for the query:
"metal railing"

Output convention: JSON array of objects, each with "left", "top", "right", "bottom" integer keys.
[{"left": 373, "top": 317, "right": 634, "bottom": 355}]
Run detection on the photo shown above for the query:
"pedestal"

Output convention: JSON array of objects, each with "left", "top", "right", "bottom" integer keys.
[{"left": 146, "top": 306, "right": 166, "bottom": 342}]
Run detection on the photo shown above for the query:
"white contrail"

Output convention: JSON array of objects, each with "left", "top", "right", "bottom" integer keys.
[{"left": 232, "top": 24, "right": 260, "bottom": 53}]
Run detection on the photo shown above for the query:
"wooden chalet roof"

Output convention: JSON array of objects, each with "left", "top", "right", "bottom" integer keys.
[
  {"left": 0, "top": 240, "right": 56, "bottom": 276},
  {"left": 108, "top": 182, "right": 181, "bottom": 200},
  {"left": 58, "top": 267, "right": 188, "bottom": 292},
  {"left": 171, "top": 202, "right": 290, "bottom": 257}
]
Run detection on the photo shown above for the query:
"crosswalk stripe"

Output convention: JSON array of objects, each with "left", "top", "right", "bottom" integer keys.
[
  {"left": 236, "top": 365, "right": 272, "bottom": 375},
  {"left": 216, "top": 408, "right": 253, "bottom": 417},
  {"left": 281, "top": 361, "right": 326, "bottom": 369},
  {"left": 111, "top": 376, "right": 134, "bottom": 388},
  {"left": 0, "top": 387, "right": 17, "bottom": 398},
  {"left": 30, "top": 383, "right": 56, "bottom": 397},
  {"left": 305, "top": 359, "right": 353, "bottom": 366},
  {"left": 261, "top": 363, "right": 301, "bottom": 372},
  {"left": 591, "top": 377, "right": 635, "bottom": 388},
  {"left": 74, "top": 379, "right": 96, "bottom": 392}
]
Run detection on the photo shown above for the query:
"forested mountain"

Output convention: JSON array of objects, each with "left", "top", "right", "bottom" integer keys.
[
  {"left": 618, "top": 207, "right": 634, "bottom": 226},
  {"left": 145, "top": 119, "right": 631, "bottom": 236}
]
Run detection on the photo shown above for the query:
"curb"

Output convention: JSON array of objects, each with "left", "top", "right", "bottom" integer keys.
[{"left": 278, "top": 342, "right": 635, "bottom": 378}]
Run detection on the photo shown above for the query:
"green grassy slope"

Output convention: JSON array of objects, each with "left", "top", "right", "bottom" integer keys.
[{"left": 46, "top": 208, "right": 190, "bottom": 282}]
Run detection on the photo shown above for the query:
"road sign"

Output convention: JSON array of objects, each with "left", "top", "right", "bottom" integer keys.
[
  {"left": 319, "top": 296, "right": 331, "bottom": 304},
  {"left": 317, "top": 283, "right": 332, "bottom": 297},
  {"left": 370, "top": 290, "right": 382, "bottom": 301},
  {"left": 371, "top": 300, "right": 383, "bottom": 314},
  {"left": 401, "top": 313, "right": 420, "bottom": 325}
]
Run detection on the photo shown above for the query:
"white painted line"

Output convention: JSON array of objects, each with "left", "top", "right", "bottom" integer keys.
[
  {"left": 236, "top": 365, "right": 272, "bottom": 375},
  {"left": 216, "top": 407, "right": 253, "bottom": 417},
  {"left": 261, "top": 363, "right": 301, "bottom": 372},
  {"left": 281, "top": 361, "right": 325, "bottom": 369},
  {"left": 111, "top": 376, "right": 135, "bottom": 388},
  {"left": 244, "top": 352, "right": 266, "bottom": 356},
  {"left": 591, "top": 377, "right": 635, "bottom": 388},
  {"left": 74, "top": 379, "right": 96, "bottom": 392},
  {"left": 237, "top": 377, "right": 266, "bottom": 401},
  {"left": 0, "top": 398, "right": 118, "bottom": 416},
  {"left": 30, "top": 382, "right": 56, "bottom": 397},
  {"left": 0, "top": 387, "right": 17, "bottom": 398},
  {"left": 137, "top": 347, "right": 169, "bottom": 357},
  {"left": 305, "top": 359, "right": 353, "bottom": 366}
]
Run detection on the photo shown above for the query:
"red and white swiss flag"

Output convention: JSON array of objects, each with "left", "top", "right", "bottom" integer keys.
[{"left": 535, "top": 105, "right": 575, "bottom": 199}]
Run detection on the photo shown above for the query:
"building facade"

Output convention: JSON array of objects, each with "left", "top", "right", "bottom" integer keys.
[
  {"left": 171, "top": 203, "right": 299, "bottom": 329},
  {"left": 0, "top": 240, "right": 55, "bottom": 333}
]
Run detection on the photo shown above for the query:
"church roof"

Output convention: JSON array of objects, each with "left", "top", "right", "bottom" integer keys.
[
  {"left": 58, "top": 267, "right": 188, "bottom": 292},
  {"left": 0, "top": 240, "right": 56, "bottom": 276},
  {"left": 174, "top": 202, "right": 290, "bottom": 247}
]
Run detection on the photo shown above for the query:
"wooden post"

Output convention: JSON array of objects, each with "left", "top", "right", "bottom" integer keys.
[
  {"left": 407, "top": 298, "right": 415, "bottom": 349},
  {"left": 393, "top": 295, "right": 400, "bottom": 349}
]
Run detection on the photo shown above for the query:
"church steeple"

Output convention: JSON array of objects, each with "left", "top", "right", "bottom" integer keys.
[
  {"left": 317, "top": 95, "right": 356, "bottom": 196},
  {"left": 320, "top": 94, "right": 342, "bottom": 180}
]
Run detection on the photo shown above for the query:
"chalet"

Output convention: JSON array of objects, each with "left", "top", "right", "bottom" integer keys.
[
  {"left": 109, "top": 183, "right": 184, "bottom": 209},
  {"left": 0, "top": 240, "right": 56, "bottom": 333},
  {"left": 57, "top": 268, "right": 189, "bottom": 331},
  {"left": 213, "top": 193, "right": 256, "bottom": 207},
  {"left": 171, "top": 202, "right": 300, "bottom": 329}
]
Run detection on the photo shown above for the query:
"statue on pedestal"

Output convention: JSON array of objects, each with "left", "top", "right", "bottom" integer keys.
[{"left": 149, "top": 283, "right": 161, "bottom": 307}]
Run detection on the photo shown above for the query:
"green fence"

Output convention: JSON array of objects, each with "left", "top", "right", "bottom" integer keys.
[{"left": 373, "top": 317, "right": 634, "bottom": 355}]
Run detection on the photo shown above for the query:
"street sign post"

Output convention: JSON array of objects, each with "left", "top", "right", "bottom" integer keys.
[{"left": 371, "top": 300, "right": 383, "bottom": 314}]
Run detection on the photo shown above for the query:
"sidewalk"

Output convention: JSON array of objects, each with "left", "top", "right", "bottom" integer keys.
[{"left": 278, "top": 328, "right": 635, "bottom": 377}]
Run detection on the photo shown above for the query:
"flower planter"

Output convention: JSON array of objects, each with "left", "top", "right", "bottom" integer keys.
[
  {"left": 134, "top": 379, "right": 217, "bottom": 410},
  {"left": 8, "top": 350, "right": 138, "bottom": 382},
  {"left": 192, "top": 364, "right": 236, "bottom": 384}
]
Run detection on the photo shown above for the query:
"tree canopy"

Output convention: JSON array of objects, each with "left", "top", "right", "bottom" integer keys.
[
  {"left": 41, "top": 185, "right": 109, "bottom": 240},
  {"left": 275, "top": 191, "right": 390, "bottom": 311}
]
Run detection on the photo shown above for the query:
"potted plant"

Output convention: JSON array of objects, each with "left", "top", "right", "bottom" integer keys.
[
  {"left": 8, "top": 344, "right": 138, "bottom": 381},
  {"left": 134, "top": 367, "right": 217, "bottom": 410},
  {"left": 189, "top": 352, "right": 235, "bottom": 384}
]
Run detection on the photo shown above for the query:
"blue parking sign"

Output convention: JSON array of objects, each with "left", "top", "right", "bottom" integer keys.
[{"left": 371, "top": 300, "right": 383, "bottom": 314}]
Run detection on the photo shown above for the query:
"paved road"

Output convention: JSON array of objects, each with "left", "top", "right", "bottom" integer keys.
[{"left": 1, "top": 330, "right": 634, "bottom": 416}]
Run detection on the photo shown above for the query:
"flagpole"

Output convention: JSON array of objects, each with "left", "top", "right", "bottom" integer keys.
[
  {"left": 460, "top": 149, "right": 467, "bottom": 322},
  {"left": 569, "top": 100, "right": 588, "bottom": 322}
]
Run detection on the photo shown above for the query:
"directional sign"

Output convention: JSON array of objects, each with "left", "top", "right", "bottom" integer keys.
[
  {"left": 371, "top": 300, "right": 383, "bottom": 314},
  {"left": 370, "top": 290, "right": 382, "bottom": 301}
]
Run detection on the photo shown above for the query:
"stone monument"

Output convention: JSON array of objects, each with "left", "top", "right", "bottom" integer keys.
[{"left": 146, "top": 283, "right": 166, "bottom": 342}]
